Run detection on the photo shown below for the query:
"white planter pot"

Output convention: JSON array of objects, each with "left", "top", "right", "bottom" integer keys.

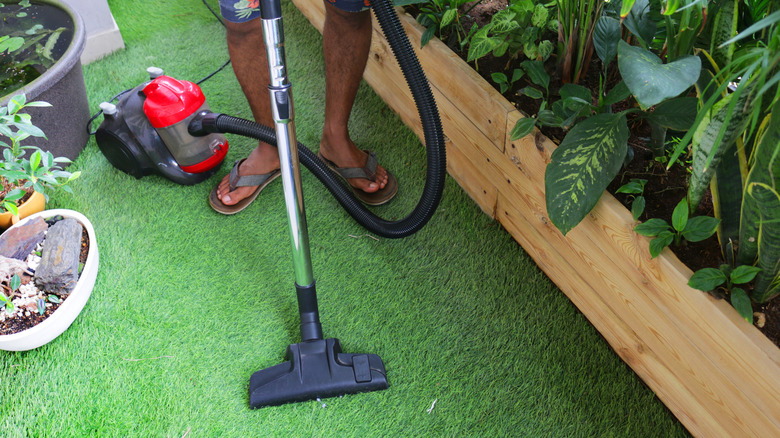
[{"left": 0, "top": 209, "right": 98, "bottom": 351}]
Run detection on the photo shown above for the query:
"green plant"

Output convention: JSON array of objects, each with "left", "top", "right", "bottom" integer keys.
[
  {"left": 616, "top": 178, "right": 647, "bottom": 220},
  {"left": 665, "top": 7, "right": 780, "bottom": 303},
  {"left": 404, "top": 0, "right": 479, "bottom": 48},
  {"left": 0, "top": 93, "right": 81, "bottom": 215},
  {"left": 556, "top": 0, "right": 604, "bottom": 84},
  {"left": 634, "top": 198, "right": 719, "bottom": 258},
  {"left": 491, "top": 68, "right": 524, "bottom": 94},
  {"left": 688, "top": 264, "right": 762, "bottom": 322},
  {"left": 467, "top": 0, "right": 557, "bottom": 66},
  {"left": 0, "top": 273, "right": 21, "bottom": 314},
  {"left": 653, "top": 135, "right": 693, "bottom": 171},
  {"left": 541, "top": 37, "right": 700, "bottom": 235},
  {"left": 0, "top": 0, "right": 67, "bottom": 95}
]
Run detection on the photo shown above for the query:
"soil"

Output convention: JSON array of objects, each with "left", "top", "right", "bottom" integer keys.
[
  {"left": 406, "top": 2, "right": 780, "bottom": 347},
  {"left": 0, "top": 223, "right": 89, "bottom": 336}
]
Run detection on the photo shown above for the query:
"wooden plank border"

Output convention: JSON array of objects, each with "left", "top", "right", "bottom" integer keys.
[{"left": 291, "top": 1, "right": 780, "bottom": 436}]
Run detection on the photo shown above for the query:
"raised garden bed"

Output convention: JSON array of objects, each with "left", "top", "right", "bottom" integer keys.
[{"left": 291, "top": 1, "right": 780, "bottom": 436}]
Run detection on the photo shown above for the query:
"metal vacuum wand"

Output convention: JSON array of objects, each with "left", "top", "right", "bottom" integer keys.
[{"left": 246, "top": 0, "right": 388, "bottom": 408}]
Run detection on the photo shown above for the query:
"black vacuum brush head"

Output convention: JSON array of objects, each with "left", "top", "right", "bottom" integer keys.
[{"left": 249, "top": 338, "right": 388, "bottom": 408}]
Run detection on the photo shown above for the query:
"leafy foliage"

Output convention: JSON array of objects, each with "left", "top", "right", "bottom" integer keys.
[
  {"left": 466, "top": 0, "right": 557, "bottom": 65},
  {"left": 616, "top": 178, "right": 647, "bottom": 220},
  {"left": 634, "top": 198, "right": 719, "bottom": 258},
  {"left": 0, "top": 94, "right": 81, "bottom": 215},
  {"left": 689, "top": 264, "right": 762, "bottom": 322}
]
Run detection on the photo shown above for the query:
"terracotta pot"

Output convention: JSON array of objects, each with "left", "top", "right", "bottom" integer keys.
[
  {"left": 0, "top": 209, "right": 99, "bottom": 351},
  {"left": 0, "top": 190, "right": 46, "bottom": 229}
]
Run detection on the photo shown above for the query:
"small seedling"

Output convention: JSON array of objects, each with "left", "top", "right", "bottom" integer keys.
[
  {"left": 0, "top": 274, "right": 21, "bottom": 314},
  {"left": 37, "top": 297, "right": 45, "bottom": 316},
  {"left": 688, "top": 264, "right": 762, "bottom": 322},
  {"left": 616, "top": 179, "right": 647, "bottom": 220},
  {"left": 634, "top": 198, "right": 719, "bottom": 258},
  {"left": 491, "top": 68, "right": 524, "bottom": 94},
  {"left": 0, "top": 291, "right": 13, "bottom": 313},
  {"left": 47, "top": 294, "right": 62, "bottom": 304}
]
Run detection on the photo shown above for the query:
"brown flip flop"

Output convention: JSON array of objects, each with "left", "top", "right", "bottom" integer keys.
[
  {"left": 209, "top": 158, "right": 281, "bottom": 215},
  {"left": 317, "top": 150, "right": 398, "bottom": 206}
]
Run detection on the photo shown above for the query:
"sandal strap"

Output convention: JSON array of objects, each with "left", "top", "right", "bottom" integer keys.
[
  {"left": 228, "top": 159, "right": 279, "bottom": 191},
  {"left": 326, "top": 150, "right": 378, "bottom": 181}
]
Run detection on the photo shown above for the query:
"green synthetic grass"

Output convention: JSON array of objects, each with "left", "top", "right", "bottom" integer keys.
[{"left": 0, "top": 0, "right": 690, "bottom": 436}]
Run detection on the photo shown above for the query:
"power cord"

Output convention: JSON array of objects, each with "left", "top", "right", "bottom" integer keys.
[{"left": 86, "top": 0, "right": 232, "bottom": 135}]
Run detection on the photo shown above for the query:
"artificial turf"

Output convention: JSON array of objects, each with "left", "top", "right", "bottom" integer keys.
[{"left": 0, "top": 0, "right": 690, "bottom": 436}]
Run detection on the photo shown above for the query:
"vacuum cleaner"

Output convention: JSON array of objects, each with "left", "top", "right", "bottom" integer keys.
[
  {"left": 94, "top": 0, "right": 445, "bottom": 408},
  {"left": 95, "top": 68, "right": 229, "bottom": 185}
]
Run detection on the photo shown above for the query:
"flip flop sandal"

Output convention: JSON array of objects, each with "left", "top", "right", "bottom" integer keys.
[
  {"left": 317, "top": 150, "right": 398, "bottom": 206},
  {"left": 209, "top": 158, "right": 281, "bottom": 215}
]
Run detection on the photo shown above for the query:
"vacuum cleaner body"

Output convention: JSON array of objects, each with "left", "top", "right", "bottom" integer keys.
[{"left": 95, "top": 72, "right": 228, "bottom": 185}]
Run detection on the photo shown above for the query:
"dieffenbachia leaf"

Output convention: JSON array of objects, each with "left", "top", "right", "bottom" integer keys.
[
  {"left": 545, "top": 112, "right": 629, "bottom": 235},
  {"left": 617, "top": 41, "right": 700, "bottom": 110}
]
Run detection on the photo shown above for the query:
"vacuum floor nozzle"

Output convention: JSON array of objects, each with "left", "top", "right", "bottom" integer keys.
[{"left": 249, "top": 338, "right": 388, "bottom": 408}]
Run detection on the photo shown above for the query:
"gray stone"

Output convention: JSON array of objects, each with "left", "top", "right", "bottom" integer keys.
[
  {"left": 35, "top": 219, "right": 83, "bottom": 295},
  {"left": 0, "top": 217, "right": 48, "bottom": 260}
]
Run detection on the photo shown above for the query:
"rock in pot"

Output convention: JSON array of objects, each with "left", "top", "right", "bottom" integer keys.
[{"left": 34, "top": 218, "right": 82, "bottom": 295}]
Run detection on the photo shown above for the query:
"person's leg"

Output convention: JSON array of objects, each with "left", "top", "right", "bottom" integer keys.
[
  {"left": 318, "top": 2, "right": 388, "bottom": 193},
  {"left": 215, "top": 18, "right": 281, "bottom": 206}
]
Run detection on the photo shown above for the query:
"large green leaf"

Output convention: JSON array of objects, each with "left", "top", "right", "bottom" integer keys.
[
  {"left": 467, "top": 26, "right": 501, "bottom": 62},
  {"left": 688, "top": 87, "right": 753, "bottom": 211},
  {"left": 545, "top": 113, "right": 629, "bottom": 235},
  {"left": 709, "top": 0, "right": 737, "bottom": 68},
  {"left": 643, "top": 97, "right": 698, "bottom": 131},
  {"left": 739, "top": 100, "right": 780, "bottom": 265},
  {"left": 593, "top": 16, "right": 621, "bottom": 66},
  {"left": 622, "top": 0, "right": 656, "bottom": 47},
  {"left": 711, "top": 148, "right": 745, "bottom": 259},
  {"left": 746, "top": 183, "right": 780, "bottom": 303},
  {"left": 617, "top": 41, "right": 700, "bottom": 110}
]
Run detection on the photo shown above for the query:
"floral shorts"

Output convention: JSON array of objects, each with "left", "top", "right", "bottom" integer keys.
[{"left": 219, "top": 0, "right": 371, "bottom": 23}]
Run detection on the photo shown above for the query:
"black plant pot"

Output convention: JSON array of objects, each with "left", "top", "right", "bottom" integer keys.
[{"left": 0, "top": 0, "right": 89, "bottom": 162}]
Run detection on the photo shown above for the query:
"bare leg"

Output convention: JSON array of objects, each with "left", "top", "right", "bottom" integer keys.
[
  {"left": 217, "top": 4, "right": 387, "bottom": 206},
  {"left": 216, "top": 19, "right": 281, "bottom": 205},
  {"left": 319, "top": 3, "right": 388, "bottom": 193}
]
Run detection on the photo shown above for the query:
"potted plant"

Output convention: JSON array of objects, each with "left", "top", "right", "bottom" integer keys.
[
  {"left": 292, "top": 0, "right": 780, "bottom": 436},
  {"left": 0, "top": 208, "right": 98, "bottom": 351},
  {"left": 0, "top": 0, "right": 90, "bottom": 161},
  {"left": 0, "top": 93, "right": 81, "bottom": 228}
]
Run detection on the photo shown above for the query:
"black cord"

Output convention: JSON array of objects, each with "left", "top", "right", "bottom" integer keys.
[{"left": 86, "top": 0, "right": 232, "bottom": 136}]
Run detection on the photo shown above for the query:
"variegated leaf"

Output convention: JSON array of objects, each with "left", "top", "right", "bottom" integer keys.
[
  {"left": 747, "top": 183, "right": 780, "bottom": 303},
  {"left": 545, "top": 113, "right": 629, "bottom": 235},
  {"left": 739, "top": 99, "right": 780, "bottom": 265},
  {"left": 689, "top": 87, "right": 753, "bottom": 210}
]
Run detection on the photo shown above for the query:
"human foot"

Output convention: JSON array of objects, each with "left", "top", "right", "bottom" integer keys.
[
  {"left": 318, "top": 141, "right": 389, "bottom": 194},
  {"left": 318, "top": 148, "right": 398, "bottom": 206},
  {"left": 215, "top": 144, "right": 280, "bottom": 206},
  {"left": 209, "top": 144, "right": 281, "bottom": 215}
]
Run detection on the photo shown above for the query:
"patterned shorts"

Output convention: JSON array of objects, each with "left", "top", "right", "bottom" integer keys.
[{"left": 219, "top": 0, "right": 371, "bottom": 23}]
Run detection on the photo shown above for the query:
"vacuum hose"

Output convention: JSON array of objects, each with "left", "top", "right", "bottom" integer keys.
[{"left": 195, "top": 0, "right": 445, "bottom": 238}]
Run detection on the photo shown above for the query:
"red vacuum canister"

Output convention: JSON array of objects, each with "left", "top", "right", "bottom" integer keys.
[{"left": 142, "top": 76, "right": 228, "bottom": 173}]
